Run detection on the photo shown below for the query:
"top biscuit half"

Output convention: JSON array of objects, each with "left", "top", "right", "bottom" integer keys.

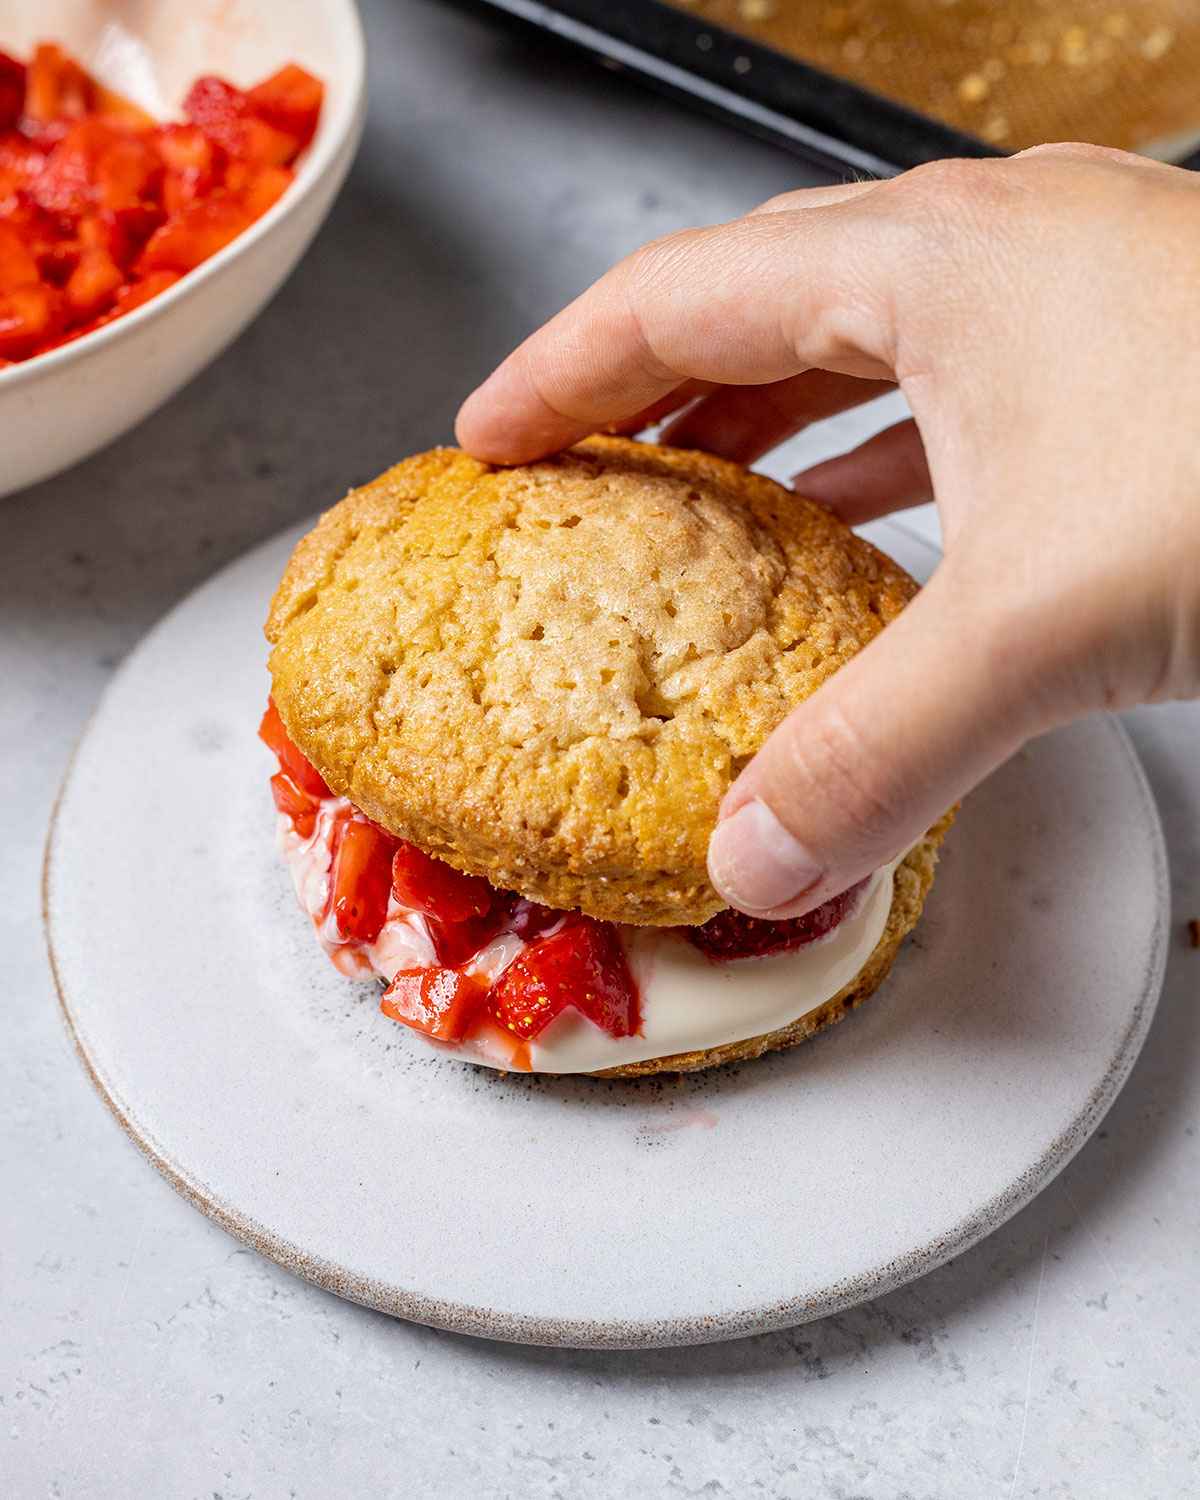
[{"left": 265, "top": 436, "right": 917, "bottom": 926}]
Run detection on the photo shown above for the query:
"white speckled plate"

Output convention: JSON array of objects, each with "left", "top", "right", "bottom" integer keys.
[{"left": 43, "top": 519, "right": 1169, "bottom": 1349}]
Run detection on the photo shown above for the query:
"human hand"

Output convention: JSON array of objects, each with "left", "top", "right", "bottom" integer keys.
[{"left": 456, "top": 145, "right": 1200, "bottom": 919}]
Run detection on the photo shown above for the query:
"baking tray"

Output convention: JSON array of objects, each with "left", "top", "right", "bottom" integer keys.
[{"left": 455, "top": 0, "right": 1200, "bottom": 177}]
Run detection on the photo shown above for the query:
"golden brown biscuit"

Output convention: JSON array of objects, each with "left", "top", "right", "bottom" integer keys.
[
  {"left": 266, "top": 436, "right": 918, "bottom": 927},
  {"left": 595, "top": 813, "right": 951, "bottom": 1076}
]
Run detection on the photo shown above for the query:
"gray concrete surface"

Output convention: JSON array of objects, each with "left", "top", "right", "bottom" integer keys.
[{"left": 4, "top": 1, "right": 1199, "bottom": 1494}]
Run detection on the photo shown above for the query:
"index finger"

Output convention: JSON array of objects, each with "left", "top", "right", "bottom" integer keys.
[{"left": 455, "top": 180, "right": 890, "bottom": 465}]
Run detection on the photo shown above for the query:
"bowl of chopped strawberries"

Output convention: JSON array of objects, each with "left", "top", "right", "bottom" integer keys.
[{"left": 1, "top": 0, "right": 365, "bottom": 497}]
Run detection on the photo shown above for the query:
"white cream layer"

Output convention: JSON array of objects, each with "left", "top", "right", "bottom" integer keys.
[{"left": 278, "top": 801, "right": 896, "bottom": 1075}]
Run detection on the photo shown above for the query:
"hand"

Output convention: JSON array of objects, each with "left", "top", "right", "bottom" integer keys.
[{"left": 456, "top": 145, "right": 1200, "bottom": 919}]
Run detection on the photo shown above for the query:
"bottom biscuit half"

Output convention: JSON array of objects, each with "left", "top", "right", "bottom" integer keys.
[{"left": 591, "top": 811, "right": 954, "bottom": 1078}]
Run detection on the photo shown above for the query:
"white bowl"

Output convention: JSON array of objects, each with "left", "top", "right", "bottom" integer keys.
[{"left": 2, "top": 0, "right": 365, "bottom": 498}]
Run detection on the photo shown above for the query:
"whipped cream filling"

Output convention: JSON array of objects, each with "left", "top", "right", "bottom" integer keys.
[{"left": 278, "top": 801, "right": 897, "bottom": 1075}]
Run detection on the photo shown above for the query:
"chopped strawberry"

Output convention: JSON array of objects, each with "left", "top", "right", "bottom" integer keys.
[
  {"left": 0, "top": 134, "right": 44, "bottom": 199},
  {"left": 64, "top": 245, "right": 122, "bottom": 320},
  {"left": 687, "top": 878, "right": 870, "bottom": 961},
  {"left": 488, "top": 921, "right": 640, "bottom": 1041},
  {"left": 23, "top": 43, "right": 92, "bottom": 126},
  {"left": 0, "top": 282, "right": 61, "bottom": 358},
  {"left": 0, "top": 52, "right": 25, "bottom": 132},
  {"left": 329, "top": 817, "right": 398, "bottom": 943},
  {"left": 258, "top": 699, "right": 332, "bottom": 797},
  {"left": 391, "top": 841, "right": 494, "bottom": 925},
  {"left": 247, "top": 64, "right": 323, "bottom": 148},
  {"left": 93, "top": 134, "right": 162, "bottom": 211},
  {"left": 0, "top": 222, "right": 40, "bottom": 286},
  {"left": 135, "top": 193, "right": 253, "bottom": 273},
  {"left": 183, "top": 75, "right": 299, "bottom": 166},
  {"left": 380, "top": 968, "right": 488, "bottom": 1043},
  {"left": 234, "top": 164, "right": 293, "bottom": 219},
  {"left": 269, "top": 770, "right": 321, "bottom": 837},
  {"left": 104, "top": 269, "right": 179, "bottom": 316},
  {"left": 181, "top": 76, "right": 247, "bottom": 153},
  {"left": 156, "top": 124, "right": 221, "bottom": 214}
]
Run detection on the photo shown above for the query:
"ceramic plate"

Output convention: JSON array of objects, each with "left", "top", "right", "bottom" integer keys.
[{"left": 44, "top": 519, "right": 1169, "bottom": 1349}]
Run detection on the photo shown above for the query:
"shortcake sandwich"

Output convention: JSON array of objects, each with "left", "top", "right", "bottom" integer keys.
[{"left": 261, "top": 437, "right": 951, "bottom": 1075}]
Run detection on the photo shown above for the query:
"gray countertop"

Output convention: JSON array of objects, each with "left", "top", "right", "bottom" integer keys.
[{"left": 5, "top": 2, "right": 1199, "bottom": 1494}]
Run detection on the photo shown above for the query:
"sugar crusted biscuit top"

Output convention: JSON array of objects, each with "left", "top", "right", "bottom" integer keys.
[{"left": 265, "top": 437, "right": 917, "bottom": 925}]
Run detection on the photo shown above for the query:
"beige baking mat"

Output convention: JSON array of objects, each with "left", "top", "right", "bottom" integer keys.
[{"left": 665, "top": 0, "right": 1200, "bottom": 154}]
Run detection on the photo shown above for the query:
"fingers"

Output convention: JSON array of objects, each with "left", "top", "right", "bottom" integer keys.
[
  {"left": 706, "top": 565, "right": 1050, "bottom": 918},
  {"left": 601, "top": 380, "right": 718, "bottom": 437},
  {"left": 659, "top": 370, "right": 894, "bottom": 465},
  {"left": 456, "top": 199, "right": 900, "bottom": 464},
  {"left": 793, "top": 418, "right": 932, "bottom": 524}
]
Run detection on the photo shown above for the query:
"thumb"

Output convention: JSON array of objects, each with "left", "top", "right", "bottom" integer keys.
[{"left": 706, "top": 567, "right": 1048, "bottom": 918}]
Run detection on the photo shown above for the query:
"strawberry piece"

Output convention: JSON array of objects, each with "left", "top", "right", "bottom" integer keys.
[
  {"left": 155, "top": 124, "right": 221, "bottom": 215},
  {"left": 181, "top": 76, "right": 247, "bottom": 153},
  {"left": 135, "top": 193, "right": 253, "bottom": 272},
  {"left": 23, "top": 43, "right": 92, "bottom": 126},
  {"left": 247, "top": 64, "right": 323, "bottom": 148},
  {"left": 183, "top": 75, "right": 299, "bottom": 166},
  {"left": 391, "top": 841, "right": 494, "bottom": 925},
  {"left": 155, "top": 123, "right": 219, "bottom": 176},
  {"left": 329, "top": 817, "right": 398, "bottom": 943},
  {"left": 0, "top": 282, "right": 62, "bottom": 359},
  {"left": 0, "top": 51, "right": 25, "bottom": 132},
  {"left": 489, "top": 922, "right": 640, "bottom": 1041},
  {"left": 93, "top": 134, "right": 162, "bottom": 211},
  {"left": 64, "top": 245, "right": 122, "bottom": 320},
  {"left": 687, "top": 878, "right": 870, "bottom": 961},
  {"left": 234, "top": 164, "right": 293, "bottom": 219},
  {"left": 380, "top": 968, "right": 488, "bottom": 1043},
  {"left": 0, "top": 222, "right": 40, "bottom": 287},
  {"left": 102, "top": 269, "right": 179, "bottom": 318},
  {"left": 0, "top": 134, "right": 44, "bottom": 199},
  {"left": 258, "top": 699, "right": 332, "bottom": 797},
  {"left": 269, "top": 769, "right": 321, "bottom": 838}
]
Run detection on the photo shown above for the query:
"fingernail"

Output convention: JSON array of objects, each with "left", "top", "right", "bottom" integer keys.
[{"left": 707, "top": 799, "right": 824, "bottom": 913}]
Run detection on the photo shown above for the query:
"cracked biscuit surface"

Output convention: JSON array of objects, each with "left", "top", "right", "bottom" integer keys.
[{"left": 265, "top": 436, "right": 919, "bottom": 926}]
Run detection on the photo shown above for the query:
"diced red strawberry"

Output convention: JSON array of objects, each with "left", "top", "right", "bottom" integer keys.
[
  {"left": 0, "top": 51, "right": 25, "bottom": 132},
  {"left": 183, "top": 75, "right": 299, "bottom": 166},
  {"left": 23, "top": 43, "right": 92, "bottom": 126},
  {"left": 181, "top": 76, "right": 247, "bottom": 152},
  {"left": 258, "top": 699, "right": 332, "bottom": 797},
  {"left": 488, "top": 921, "right": 640, "bottom": 1041},
  {"left": 391, "top": 841, "right": 494, "bottom": 925},
  {"left": 0, "top": 282, "right": 62, "bottom": 358},
  {"left": 64, "top": 245, "right": 122, "bottom": 320},
  {"left": 105, "top": 269, "right": 179, "bottom": 316},
  {"left": 93, "top": 134, "right": 162, "bottom": 211},
  {"left": 234, "top": 164, "right": 293, "bottom": 219},
  {"left": 329, "top": 818, "right": 398, "bottom": 943},
  {"left": 380, "top": 968, "right": 488, "bottom": 1043},
  {"left": 269, "top": 769, "right": 321, "bottom": 838},
  {"left": 0, "top": 222, "right": 40, "bottom": 286},
  {"left": 247, "top": 64, "right": 323, "bottom": 148},
  {"left": 156, "top": 124, "right": 221, "bottom": 215},
  {"left": 0, "top": 134, "right": 44, "bottom": 200},
  {"left": 687, "top": 878, "right": 870, "bottom": 961},
  {"left": 135, "top": 193, "right": 253, "bottom": 273}
]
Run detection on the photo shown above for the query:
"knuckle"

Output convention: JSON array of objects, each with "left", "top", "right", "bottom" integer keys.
[
  {"left": 1016, "top": 140, "right": 1132, "bottom": 167},
  {"left": 897, "top": 155, "right": 995, "bottom": 207}
]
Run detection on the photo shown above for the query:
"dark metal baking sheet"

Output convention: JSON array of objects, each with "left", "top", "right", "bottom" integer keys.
[
  {"left": 455, "top": 0, "right": 1200, "bottom": 176},
  {"left": 455, "top": 0, "right": 1001, "bottom": 177}
]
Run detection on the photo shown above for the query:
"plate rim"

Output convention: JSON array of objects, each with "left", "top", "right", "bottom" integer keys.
[{"left": 41, "top": 520, "right": 1171, "bottom": 1350}]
